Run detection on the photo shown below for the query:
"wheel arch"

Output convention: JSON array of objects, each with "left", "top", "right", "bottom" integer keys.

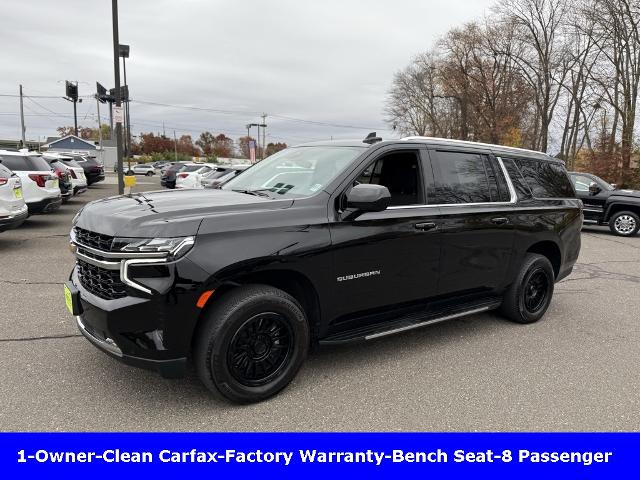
[
  {"left": 605, "top": 201, "right": 640, "bottom": 222},
  {"left": 526, "top": 240, "right": 562, "bottom": 279},
  {"left": 192, "top": 269, "right": 322, "bottom": 348}
]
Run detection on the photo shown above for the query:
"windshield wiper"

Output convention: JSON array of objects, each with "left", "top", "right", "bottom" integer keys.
[{"left": 232, "top": 188, "right": 273, "bottom": 198}]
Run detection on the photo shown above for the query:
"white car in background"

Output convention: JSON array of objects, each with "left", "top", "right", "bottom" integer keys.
[
  {"left": 175, "top": 163, "right": 215, "bottom": 189},
  {"left": 0, "top": 150, "right": 61, "bottom": 214},
  {"left": 127, "top": 164, "right": 156, "bottom": 176},
  {"left": 0, "top": 162, "right": 28, "bottom": 232},
  {"left": 42, "top": 153, "right": 87, "bottom": 195}
]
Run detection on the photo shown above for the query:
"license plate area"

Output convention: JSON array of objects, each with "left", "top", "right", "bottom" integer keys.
[{"left": 64, "top": 281, "right": 83, "bottom": 316}]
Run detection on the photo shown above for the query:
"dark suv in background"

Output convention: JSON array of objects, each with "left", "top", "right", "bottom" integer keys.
[
  {"left": 65, "top": 135, "right": 581, "bottom": 404},
  {"left": 61, "top": 154, "right": 104, "bottom": 186},
  {"left": 569, "top": 171, "right": 640, "bottom": 237}
]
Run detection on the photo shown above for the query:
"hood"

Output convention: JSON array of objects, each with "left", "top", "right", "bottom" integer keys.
[
  {"left": 612, "top": 189, "right": 640, "bottom": 199},
  {"left": 75, "top": 188, "right": 293, "bottom": 238}
]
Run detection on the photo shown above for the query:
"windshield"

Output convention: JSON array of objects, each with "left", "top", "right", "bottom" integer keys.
[
  {"left": 204, "top": 168, "right": 230, "bottom": 180},
  {"left": 222, "top": 146, "right": 365, "bottom": 197}
]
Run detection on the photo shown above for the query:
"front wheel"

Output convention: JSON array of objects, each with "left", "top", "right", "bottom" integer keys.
[
  {"left": 194, "top": 284, "right": 309, "bottom": 404},
  {"left": 500, "top": 253, "right": 555, "bottom": 324},
  {"left": 609, "top": 211, "right": 639, "bottom": 237},
  {"left": 145, "top": 171, "right": 154, "bottom": 176}
]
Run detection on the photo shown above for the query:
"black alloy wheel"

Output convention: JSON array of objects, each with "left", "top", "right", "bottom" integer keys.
[
  {"left": 500, "top": 253, "right": 555, "bottom": 324},
  {"left": 522, "top": 269, "right": 549, "bottom": 314},
  {"left": 227, "top": 313, "right": 293, "bottom": 387},
  {"left": 194, "top": 284, "right": 309, "bottom": 404}
]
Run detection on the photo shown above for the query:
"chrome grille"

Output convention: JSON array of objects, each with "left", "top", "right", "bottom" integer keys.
[
  {"left": 74, "top": 227, "right": 114, "bottom": 251},
  {"left": 77, "top": 259, "right": 127, "bottom": 300}
]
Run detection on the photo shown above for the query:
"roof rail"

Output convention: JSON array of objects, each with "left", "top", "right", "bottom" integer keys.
[{"left": 400, "top": 136, "right": 545, "bottom": 156}]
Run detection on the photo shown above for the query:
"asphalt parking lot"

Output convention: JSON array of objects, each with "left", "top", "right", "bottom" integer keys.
[{"left": 1, "top": 173, "right": 639, "bottom": 431}]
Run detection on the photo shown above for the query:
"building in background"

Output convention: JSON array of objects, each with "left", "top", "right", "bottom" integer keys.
[{"left": 42, "top": 135, "right": 116, "bottom": 167}]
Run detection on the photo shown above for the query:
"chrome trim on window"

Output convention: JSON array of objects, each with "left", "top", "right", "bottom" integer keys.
[{"left": 386, "top": 156, "right": 517, "bottom": 211}]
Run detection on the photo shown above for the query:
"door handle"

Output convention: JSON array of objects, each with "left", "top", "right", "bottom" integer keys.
[
  {"left": 414, "top": 222, "right": 437, "bottom": 231},
  {"left": 491, "top": 217, "right": 509, "bottom": 225}
]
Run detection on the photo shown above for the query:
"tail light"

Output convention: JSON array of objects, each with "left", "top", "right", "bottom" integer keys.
[
  {"left": 28, "top": 173, "right": 51, "bottom": 188},
  {"left": 69, "top": 169, "right": 77, "bottom": 179},
  {"left": 178, "top": 173, "right": 189, "bottom": 178},
  {"left": 0, "top": 177, "right": 7, "bottom": 186}
]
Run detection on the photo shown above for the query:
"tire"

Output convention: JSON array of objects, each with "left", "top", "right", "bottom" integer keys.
[
  {"left": 194, "top": 284, "right": 309, "bottom": 404},
  {"left": 609, "top": 211, "right": 640, "bottom": 237},
  {"left": 145, "top": 171, "right": 153, "bottom": 177},
  {"left": 500, "top": 253, "right": 555, "bottom": 324},
  {"left": 126, "top": 170, "right": 134, "bottom": 176}
]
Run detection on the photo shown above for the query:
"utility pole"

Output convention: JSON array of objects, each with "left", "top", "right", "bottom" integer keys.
[
  {"left": 162, "top": 121, "right": 165, "bottom": 137},
  {"left": 19, "top": 85, "right": 26, "bottom": 147},
  {"left": 261, "top": 113, "right": 267, "bottom": 160},
  {"left": 173, "top": 130, "right": 178, "bottom": 161},
  {"left": 112, "top": 0, "right": 124, "bottom": 195},
  {"left": 95, "top": 94, "right": 103, "bottom": 150}
]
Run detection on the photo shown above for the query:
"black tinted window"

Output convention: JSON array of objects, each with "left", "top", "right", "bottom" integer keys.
[
  {"left": 502, "top": 159, "right": 531, "bottom": 199},
  {"left": 0, "top": 155, "right": 51, "bottom": 172},
  {"left": 432, "top": 151, "right": 492, "bottom": 204},
  {"left": 517, "top": 159, "right": 574, "bottom": 198},
  {"left": 356, "top": 151, "right": 423, "bottom": 206}
]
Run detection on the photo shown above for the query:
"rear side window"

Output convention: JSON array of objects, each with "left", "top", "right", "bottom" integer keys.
[
  {"left": 0, "top": 155, "right": 51, "bottom": 172},
  {"left": 516, "top": 159, "right": 574, "bottom": 198},
  {"left": 502, "top": 158, "right": 531, "bottom": 199},
  {"left": 432, "top": 151, "right": 504, "bottom": 204}
]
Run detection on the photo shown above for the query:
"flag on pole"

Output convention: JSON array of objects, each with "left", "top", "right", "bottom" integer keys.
[{"left": 249, "top": 140, "right": 257, "bottom": 163}]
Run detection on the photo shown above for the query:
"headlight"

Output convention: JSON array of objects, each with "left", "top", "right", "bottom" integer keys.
[{"left": 119, "top": 236, "right": 195, "bottom": 259}]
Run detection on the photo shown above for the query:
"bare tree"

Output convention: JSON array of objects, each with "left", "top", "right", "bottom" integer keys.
[
  {"left": 586, "top": 0, "right": 640, "bottom": 182},
  {"left": 496, "top": 0, "right": 571, "bottom": 152}
]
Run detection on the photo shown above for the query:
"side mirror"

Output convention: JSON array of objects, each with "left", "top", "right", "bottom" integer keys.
[
  {"left": 345, "top": 184, "right": 391, "bottom": 216},
  {"left": 610, "top": 183, "right": 617, "bottom": 190},
  {"left": 589, "top": 182, "right": 601, "bottom": 195}
]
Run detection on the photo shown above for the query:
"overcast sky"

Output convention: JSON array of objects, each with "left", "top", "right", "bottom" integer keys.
[{"left": 0, "top": 0, "right": 495, "bottom": 146}]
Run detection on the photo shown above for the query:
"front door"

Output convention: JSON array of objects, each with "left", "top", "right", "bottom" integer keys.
[
  {"left": 570, "top": 173, "right": 608, "bottom": 222},
  {"left": 328, "top": 146, "right": 442, "bottom": 325},
  {"left": 430, "top": 149, "right": 516, "bottom": 297}
]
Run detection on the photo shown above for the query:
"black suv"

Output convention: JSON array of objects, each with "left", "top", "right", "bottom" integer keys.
[
  {"left": 65, "top": 136, "right": 582, "bottom": 403},
  {"left": 569, "top": 171, "right": 640, "bottom": 237},
  {"left": 64, "top": 155, "right": 105, "bottom": 186}
]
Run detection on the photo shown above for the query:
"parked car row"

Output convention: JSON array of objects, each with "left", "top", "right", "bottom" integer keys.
[
  {"left": 160, "top": 162, "right": 250, "bottom": 189},
  {"left": 0, "top": 149, "right": 103, "bottom": 234}
]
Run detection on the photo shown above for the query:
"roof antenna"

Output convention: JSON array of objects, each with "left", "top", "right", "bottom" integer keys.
[{"left": 363, "top": 132, "right": 382, "bottom": 145}]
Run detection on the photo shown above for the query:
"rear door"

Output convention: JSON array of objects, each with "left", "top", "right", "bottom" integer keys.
[{"left": 430, "top": 148, "right": 516, "bottom": 297}]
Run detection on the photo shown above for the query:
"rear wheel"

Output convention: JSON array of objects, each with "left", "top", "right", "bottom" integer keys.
[
  {"left": 194, "top": 285, "right": 309, "bottom": 404},
  {"left": 609, "top": 211, "right": 639, "bottom": 237},
  {"left": 500, "top": 253, "right": 555, "bottom": 324}
]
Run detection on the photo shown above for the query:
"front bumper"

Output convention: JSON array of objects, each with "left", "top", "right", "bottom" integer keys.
[
  {"left": 75, "top": 314, "right": 187, "bottom": 378},
  {"left": 68, "top": 255, "right": 207, "bottom": 379}
]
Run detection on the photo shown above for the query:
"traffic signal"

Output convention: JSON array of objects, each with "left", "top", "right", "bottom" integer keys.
[
  {"left": 96, "top": 82, "right": 109, "bottom": 103},
  {"left": 65, "top": 81, "right": 78, "bottom": 101},
  {"left": 109, "top": 85, "right": 129, "bottom": 102}
]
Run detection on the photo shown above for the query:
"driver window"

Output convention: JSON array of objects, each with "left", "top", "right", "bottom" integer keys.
[
  {"left": 572, "top": 175, "right": 592, "bottom": 192},
  {"left": 356, "top": 150, "right": 423, "bottom": 206}
]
